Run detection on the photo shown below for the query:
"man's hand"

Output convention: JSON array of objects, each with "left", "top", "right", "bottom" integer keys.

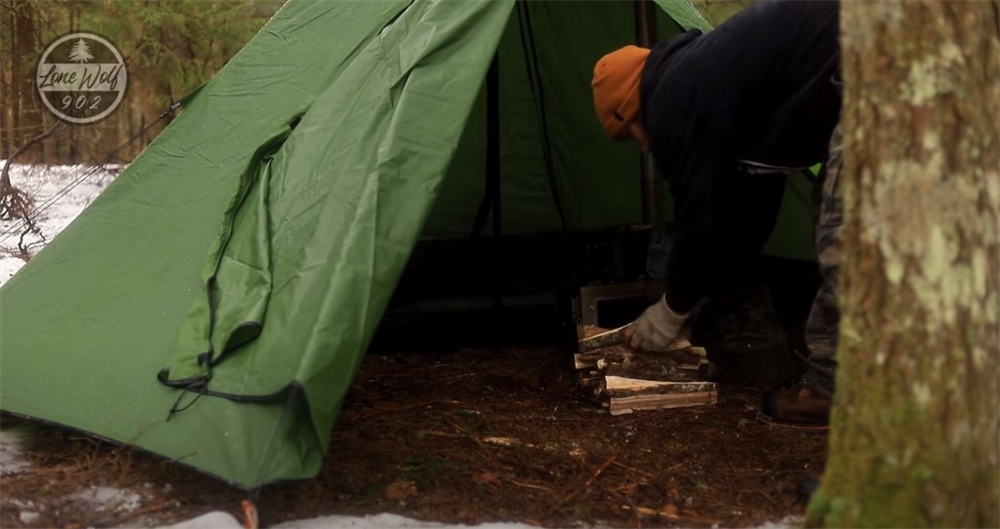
[{"left": 624, "top": 295, "right": 689, "bottom": 351}]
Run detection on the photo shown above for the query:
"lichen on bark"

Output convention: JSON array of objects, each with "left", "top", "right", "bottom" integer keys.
[{"left": 805, "top": 1, "right": 1000, "bottom": 527}]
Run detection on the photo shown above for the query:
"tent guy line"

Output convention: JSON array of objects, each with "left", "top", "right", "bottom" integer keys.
[{"left": 0, "top": 100, "right": 181, "bottom": 245}]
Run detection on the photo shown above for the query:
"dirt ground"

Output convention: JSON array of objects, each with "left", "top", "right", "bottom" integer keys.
[{"left": 0, "top": 341, "right": 828, "bottom": 529}]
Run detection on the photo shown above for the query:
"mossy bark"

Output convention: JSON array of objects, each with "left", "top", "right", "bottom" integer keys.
[{"left": 805, "top": 1, "right": 1000, "bottom": 527}]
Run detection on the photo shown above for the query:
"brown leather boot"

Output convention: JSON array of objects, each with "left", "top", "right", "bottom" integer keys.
[{"left": 758, "top": 384, "right": 831, "bottom": 430}]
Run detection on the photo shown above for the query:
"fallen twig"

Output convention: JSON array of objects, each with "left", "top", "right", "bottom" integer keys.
[
  {"left": 621, "top": 505, "right": 720, "bottom": 525},
  {"left": 545, "top": 455, "right": 619, "bottom": 517},
  {"left": 504, "top": 478, "right": 552, "bottom": 492},
  {"left": 584, "top": 455, "right": 617, "bottom": 487},
  {"left": 622, "top": 504, "right": 678, "bottom": 519},
  {"left": 611, "top": 460, "right": 656, "bottom": 478}
]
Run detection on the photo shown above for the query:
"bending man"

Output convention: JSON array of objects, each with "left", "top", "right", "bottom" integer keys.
[{"left": 591, "top": 0, "right": 842, "bottom": 428}]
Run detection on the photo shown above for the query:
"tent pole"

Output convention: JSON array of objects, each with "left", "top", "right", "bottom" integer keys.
[
  {"left": 487, "top": 53, "right": 502, "bottom": 311},
  {"left": 635, "top": 0, "right": 663, "bottom": 244}
]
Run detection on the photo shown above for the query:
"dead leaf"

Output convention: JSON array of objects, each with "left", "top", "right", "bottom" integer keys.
[
  {"left": 667, "top": 477, "right": 682, "bottom": 501},
  {"left": 663, "top": 503, "right": 678, "bottom": 517},
  {"left": 471, "top": 472, "right": 500, "bottom": 486},
  {"left": 385, "top": 480, "right": 417, "bottom": 501}
]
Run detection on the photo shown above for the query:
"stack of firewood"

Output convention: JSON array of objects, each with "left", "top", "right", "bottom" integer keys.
[{"left": 575, "top": 326, "right": 718, "bottom": 415}]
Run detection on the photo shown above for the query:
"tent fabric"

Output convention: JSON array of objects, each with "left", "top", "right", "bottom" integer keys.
[
  {"left": 0, "top": 0, "right": 814, "bottom": 489},
  {"left": 653, "top": 0, "right": 713, "bottom": 31},
  {"left": 423, "top": 1, "right": 681, "bottom": 238}
]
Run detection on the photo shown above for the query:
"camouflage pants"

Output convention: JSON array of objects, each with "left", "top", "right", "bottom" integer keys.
[{"left": 803, "top": 122, "right": 843, "bottom": 399}]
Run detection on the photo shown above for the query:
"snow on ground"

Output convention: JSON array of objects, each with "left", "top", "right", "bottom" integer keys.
[
  {"left": 0, "top": 164, "right": 793, "bottom": 529},
  {"left": 0, "top": 427, "right": 32, "bottom": 477},
  {"left": 0, "top": 162, "right": 122, "bottom": 283},
  {"left": 1, "top": 423, "right": 156, "bottom": 526},
  {"left": 11, "top": 486, "right": 146, "bottom": 523},
  {"left": 156, "top": 512, "right": 802, "bottom": 529},
  {"left": 159, "top": 512, "right": 596, "bottom": 529}
]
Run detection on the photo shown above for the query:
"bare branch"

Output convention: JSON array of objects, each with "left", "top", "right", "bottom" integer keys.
[{"left": 1, "top": 120, "right": 61, "bottom": 220}]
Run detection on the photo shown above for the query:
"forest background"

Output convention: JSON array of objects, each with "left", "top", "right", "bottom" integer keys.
[
  {"left": 1, "top": 0, "right": 285, "bottom": 165},
  {"left": 1, "top": 0, "right": 752, "bottom": 165}
]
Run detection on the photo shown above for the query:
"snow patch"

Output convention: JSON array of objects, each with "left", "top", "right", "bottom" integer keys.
[
  {"left": 150, "top": 511, "right": 243, "bottom": 529},
  {"left": 756, "top": 516, "right": 800, "bottom": 528},
  {"left": 272, "top": 513, "right": 569, "bottom": 529},
  {"left": 64, "top": 485, "right": 143, "bottom": 514},
  {"left": 148, "top": 512, "right": 795, "bottom": 529},
  {"left": 0, "top": 256, "right": 24, "bottom": 284},
  {"left": 0, "top": 162, "right": 120, "bottom": 286},
  {"left": 150, "top": 513, "right": 579, "bottom": 529},
  {"left": 0, "top": 427, "right": 33, "bottom": 476}
]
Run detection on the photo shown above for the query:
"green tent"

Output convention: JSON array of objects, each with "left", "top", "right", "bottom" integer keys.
[{"left": 0, "top": 0, "right": 814, "bottom": 489}]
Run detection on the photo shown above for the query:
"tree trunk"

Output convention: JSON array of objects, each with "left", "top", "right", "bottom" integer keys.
[
  {"left": 1, "top": 0, "right": 10, "bottom": 158},
  {"left": 806, "top": 1, "right": 1000, "bottom": 527},
  {"left": 14, "top": 0, "right": 40, "bottom": 161}
]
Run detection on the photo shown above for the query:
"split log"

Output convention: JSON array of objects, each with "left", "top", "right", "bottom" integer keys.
[
  {"left": 602, "top": 376, "right": 717, "bottom": 397},
  {"left": 602, "top": 376, "right": 717, "bottom": 415},
  {"left": 576, "top": 324, "right": 633, "bottom": 352},
  {"left": 574, "top": 325, "right": 717, "bottom": 413},
  {"left": 574, "top": 344, "right": 703, "bottom": 370},
  {"left": 575, "top": 346, "right": 708, "bottom": 380},
  {"left": 608, "top": 392, "right": 717, "bottom": 415}
]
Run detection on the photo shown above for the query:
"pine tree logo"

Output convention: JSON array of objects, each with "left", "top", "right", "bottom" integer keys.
[
  {"left": 35, "top": 32, "right": 128, "bottom": 125},
  {"left": 68, "top": 38, "right": 94, "bottom": 63}
]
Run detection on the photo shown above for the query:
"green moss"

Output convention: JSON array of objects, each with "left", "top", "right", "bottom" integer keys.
[
  {"left": 910, "top": 464, "right": 934, "bottom": 481},
  {"left": 803, "top": 488, "right": 830, "bottom": 527},
  {"left": 828, "top": 496, "right": 853, "bottom": 520}
]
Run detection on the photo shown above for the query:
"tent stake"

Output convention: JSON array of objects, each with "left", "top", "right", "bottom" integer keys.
[{"left": 241, "top": 499, "right": 259, "bottom": 529}]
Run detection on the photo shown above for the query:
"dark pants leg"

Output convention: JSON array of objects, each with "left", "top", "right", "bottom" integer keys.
[{"left": 803, "top": 122, "right": 843, "bottom": 399}]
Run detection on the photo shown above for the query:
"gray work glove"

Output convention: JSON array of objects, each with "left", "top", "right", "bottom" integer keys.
[{"left": 625, "top": 294, "right": 690, "bottom": 351}]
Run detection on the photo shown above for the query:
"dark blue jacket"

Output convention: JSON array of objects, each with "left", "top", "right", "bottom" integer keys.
[{"left": 640, "top": 0, "right": 841, "bottom": 312}]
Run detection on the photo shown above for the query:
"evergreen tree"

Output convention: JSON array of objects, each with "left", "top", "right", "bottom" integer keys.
[{"left": 69, "top": 38, "right": 92, "bottom": 62}]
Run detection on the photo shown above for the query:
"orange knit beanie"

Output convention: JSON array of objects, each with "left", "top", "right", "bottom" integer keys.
[{"left": 592, "top": 45, "right": 651, "bottom": 139}]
